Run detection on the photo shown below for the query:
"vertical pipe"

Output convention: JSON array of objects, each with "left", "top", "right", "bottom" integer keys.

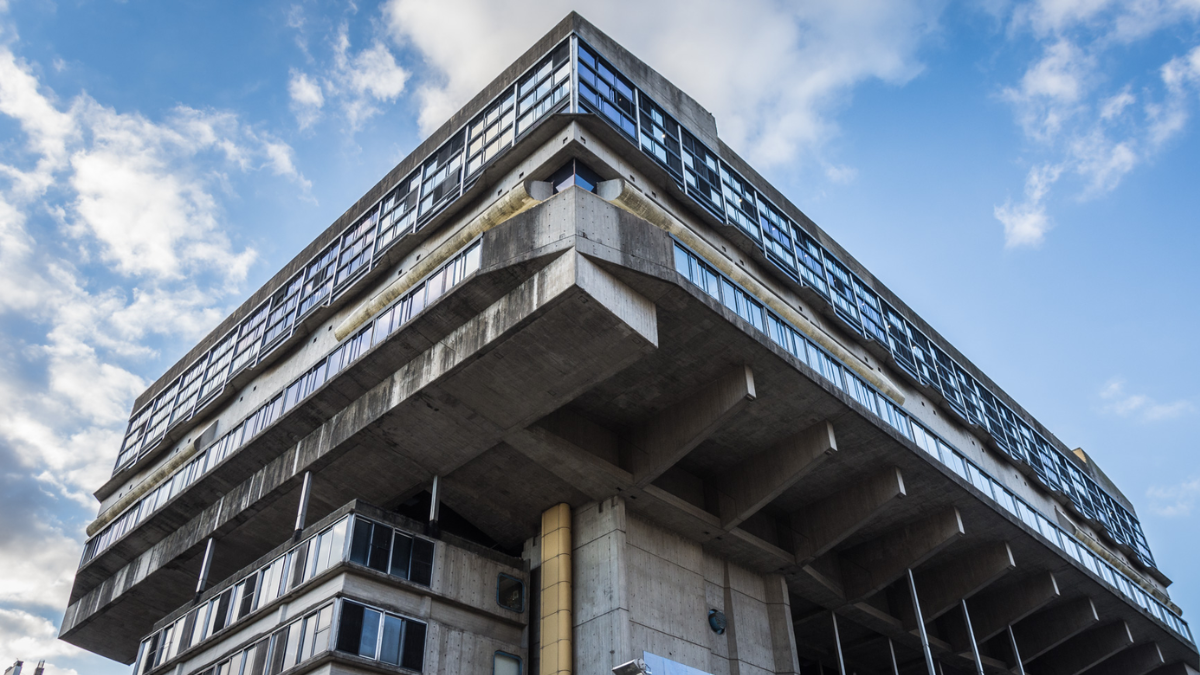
[
  {"left": 960, "top": 599, "right": 985, "bottom": 675},
  {"left": 540, "top": 503, "right": 572, "bottom": 675},
  {"left": 907, "top": 569, "right": 936, "bottom": 675},
  {"left": 569, "top": 35, "right": 579, "bottom": 114},
  {"left": 1007, "top": 625, "right": 1026, "bottom": 675},
  {"left": 888, "top": 638, "right": 900, "bottom": 675},
  {"left": 831, "top": 612, "right": 847, "bottom": 675},
  {"left": 427, "top": 475, "right": 441, "bottom": 537},
  {"left": 195, "top": 538, "right": 216, "bottom": 599},
  {"left": 293, "top": 471, "right": 312, "bottom": 540}
]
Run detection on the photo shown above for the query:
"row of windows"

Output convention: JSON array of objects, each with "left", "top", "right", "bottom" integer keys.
[
  {"left": 336, "top": 599, "right": 426, "bottom": 670},
  {"left": 112, "top": 36, "right": 578, "bottom": 477},
  {"left": 133, "top": 518, "right": 351, "bottom": 674},
  {"left": 86, "top": 243, "right": 482, "bottom": 568},
  {"left": 578, "top": 37, "right": 1154, "bottom": 570},
  {"left": 672, "top": 244, "right": 1191, "bottom": 642},
  {"left": 133, "top": 514, "right": 442, "bottom": 675}
]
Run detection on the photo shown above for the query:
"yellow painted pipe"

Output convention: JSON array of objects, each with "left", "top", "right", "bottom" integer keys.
[
  {"left": 540, "top": 503, "right": 572, "bottom": 675},
  {"left": 598, "top": 178, "right": 905, "bottom": 405}
]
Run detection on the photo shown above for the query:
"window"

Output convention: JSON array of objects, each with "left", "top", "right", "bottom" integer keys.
[
  {"left": 337, "top": 600, "right": 427, "bottom": 671},
  {"left": 681, "top": 131, "right": 723, "bottom": 219},
  {"left": 639, "top": 96, "right": 682, "bottom": 180},
  {"left": 349, "top": 516, "right": 436, "bottom": 586},
  {"left": 547, "top": 158, "right": 602, "bottom": 194},
  {"left": 494, "top": 652, "right": 522, "bottom": 675},
  {"left": 335, "top": 209, "right": 380, "bottom": 291},
  {"left": 418, "top": 131, "right": 466, "bottom": 220},
  {"left": 466, "top": 90, "right": 517, "bottom": 178},
  {"left": 578, "top": 42, "right": 636, "bottom": 139},
  {"left": 376, "top": 172, "right": 421, "bottom": 254},
  {"left": 515, "top": 41, "right": 570, "bottom": 136},
  {"left": 718, "top": 163, "right": 758, "bottom": 240},
  {"left": 497, "top": 574, "right": 524, "bottom": 612}
]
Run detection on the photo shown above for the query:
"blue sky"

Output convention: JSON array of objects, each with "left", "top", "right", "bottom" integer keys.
[{"left": 0, "top": 1, "right": 1198, "bottom": 672}]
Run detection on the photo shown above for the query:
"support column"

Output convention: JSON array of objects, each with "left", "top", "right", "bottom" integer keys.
[
  {"left": 428, "top": 475, "right": 441, "bottom": 538},
  {"left": 292, "top": 471, "right": 312, "bottom": 540},
  {"left": 832, "top": 613, "right": 846, "bottom": 675},
  {"left": 908, "top": 568, "right": 936, "bottom": 675},
  {"left": 961, "top": 599, "right": 984, "bottom": 675},
  {"left": 1008, "top": 626, "right": 1026, "bottom": 675},
  {"left": 888, "top": 639, "right": 900, "bottom": 675},
  {"left": 194, "top": 538, "right": 216, "bottom": 601},
  {"left": 541, "top": 503, "right": 572, "bottom": 675}
]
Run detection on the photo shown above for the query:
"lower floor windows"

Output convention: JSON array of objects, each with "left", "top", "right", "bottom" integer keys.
[
  {"left": 336, "top": 599, "right": 427, "bottom": 671},
  {"left": 494, "top": 651, "right": 522, "bottom": 675}
]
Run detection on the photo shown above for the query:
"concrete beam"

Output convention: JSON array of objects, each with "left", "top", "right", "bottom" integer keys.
[
  {"left": 904, "top": 542, "right": 1016, "bottom": 627},
  {"left": 838, "top": 507, "right": 964, "bottom": 601},
  {"left": 716, "top": 421, "right": 837, "bottom": 531},
  {"left": 1082, "top": 642, "right": 1164, "bottom": 675},
  {"left": 1012, "top": 598, "right": 1100, "bottom": 662},
  {"left": 627, "top": 364, "right": 755, "bottom": 487},
  {"left": 1033, "top": 622, "right": 1134, "bottom": 675},
  {"left": 963, "top": 572, "right": 1059, "bottom": 645},
  {"left": 792, "top": 467, "right": 906, "bottom": 565}
]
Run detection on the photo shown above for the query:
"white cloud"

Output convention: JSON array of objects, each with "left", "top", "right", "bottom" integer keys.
[
  {"left": 382, "top": 0, "right": 940, "bottom": 169},
  {"left": 0, "top": 609, "right": 83, "bottom": 674},
  {"left": 285, "top": 23, "right": 410, "bottom": 130},
  {"left": 995, "top": 3, "right": 1200, "bottom": 246},
  {"left": 1147, "top": 477, "right": 1200, "bottom": 517},
  {"left": 1100, "top": 379, "right": 1195, "bottom": 422},
  {"left": 288, "top": 69, "right": 325, "bottom": 129},
  {"left": 0, "top": 19, "right": 306, "bottom": 668},
  {"left": 995, "top": 162, "right": 1061, "bottom": 247}
]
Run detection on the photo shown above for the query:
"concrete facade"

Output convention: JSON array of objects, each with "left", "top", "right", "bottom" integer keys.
[{"left": 61, "top": 13, "right": 1196, "bottom": 675}]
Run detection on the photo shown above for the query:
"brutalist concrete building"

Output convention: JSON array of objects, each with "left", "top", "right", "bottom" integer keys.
[{"left": 60, "top": 13, "right": 1198, "bottom": 675}]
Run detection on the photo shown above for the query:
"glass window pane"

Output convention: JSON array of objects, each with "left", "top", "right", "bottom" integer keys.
[
  {"left": 380, "top": 614, "right": 404, "bottom": 665},
  {"left": 495, "top": 652, "right": 521, "bottom": 675}
]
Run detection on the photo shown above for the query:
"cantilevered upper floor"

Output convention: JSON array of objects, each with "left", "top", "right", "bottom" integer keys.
[{"left": 62, "top": 11, "right": 1195, "bottom": 674}]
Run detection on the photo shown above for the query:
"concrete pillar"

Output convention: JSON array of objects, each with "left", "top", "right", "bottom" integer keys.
[
  {"left": 792, "top": 467, "right": 905, "bottom": 565},
  {"left": 765, "top": 574, "right": 801, "bottom": 675},
  {"left": 541, "top": 503, "right": 573, "bottom": 675},
  {"left": 628, "top": 365, "right": 755, "bottom": 487}
]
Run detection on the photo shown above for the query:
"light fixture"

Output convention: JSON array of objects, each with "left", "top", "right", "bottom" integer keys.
[{"left": 612, "top": 658, "right": 650, "bottom": 675}]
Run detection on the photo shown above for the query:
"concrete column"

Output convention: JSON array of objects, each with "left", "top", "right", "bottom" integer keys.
[
  {"left": 764, "top": 574, "right": 801, "bottom": 675},
  {"left": 541, "top": 503, "right": 573, "bottom": 675}
]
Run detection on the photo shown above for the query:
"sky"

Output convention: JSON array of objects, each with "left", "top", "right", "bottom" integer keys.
[{"left": 0, "top": 0, "right": 1198, "bottom": 672}]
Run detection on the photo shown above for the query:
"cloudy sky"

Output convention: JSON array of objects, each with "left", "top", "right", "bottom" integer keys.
[{"left": 1, "top": 0, "right": 1199, "bottom": 672}]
